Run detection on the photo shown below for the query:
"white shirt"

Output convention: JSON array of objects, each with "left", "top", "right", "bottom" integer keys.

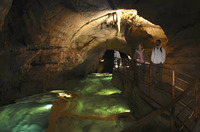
[
  {"left": 151, "top": 46, "right": 166, "bottom": 64},
  {"left": 114, "top": 51, "right": 121, "bottom": 59}
]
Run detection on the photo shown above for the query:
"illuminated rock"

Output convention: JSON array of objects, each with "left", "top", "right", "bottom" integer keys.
[{"left": 0, "top": 0, "right": 199, "bottom": 106}]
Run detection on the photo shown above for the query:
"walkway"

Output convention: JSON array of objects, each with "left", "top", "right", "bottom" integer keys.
[{"left": 115, "top": 59, "right": 200, "bottom": 132}]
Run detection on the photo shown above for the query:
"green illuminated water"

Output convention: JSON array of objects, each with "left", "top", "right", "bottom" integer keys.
[
  {"left": 0, "top": 73, "right": 132, "bottom": 132},
  {"left": 0, "top": 93, "right": 57, "bottom": 132},
  {"left": 52, "top": 73, "right": 133, "bottom": 131}
]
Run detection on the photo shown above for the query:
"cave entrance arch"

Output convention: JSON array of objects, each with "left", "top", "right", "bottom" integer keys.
[
  {"left": 70, "top": 9, "right": 168, "bottom": 75},
  {"left": 96, "top": 50, "right": 129, "bottom": 73}
]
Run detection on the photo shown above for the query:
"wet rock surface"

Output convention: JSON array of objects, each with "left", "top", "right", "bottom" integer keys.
[{"left": 0, "top": 0, "right": 200, "bottom": 105}]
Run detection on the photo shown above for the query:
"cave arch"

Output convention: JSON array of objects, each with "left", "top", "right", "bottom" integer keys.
[
  {"left": 71, "top": 9, "right": 168, "bottom": 53},
  {"left": 69, "top": 9, "right": 168, "bottom": 76}
]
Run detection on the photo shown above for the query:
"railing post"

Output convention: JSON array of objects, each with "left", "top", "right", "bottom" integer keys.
[
  {"left": 139, "top": 64, "right": 141, "bottom": 81},
  {"left": 149, "top": 65, "right": 152, "bottom": 102},
  {"left": 133, "top": 61, "right": 136, "bottom": 81},
  {"left": 171, "top": 107, "right": 175, "bottom": 132},
  {"left": 172, "top": 70, "right": 175, "bottom": 98},
  {"left": 138, "top": 64, "right": 141, "bottom": 88},
  {"left": 171, "top": 70, "right": 175, "bottom": 132}
]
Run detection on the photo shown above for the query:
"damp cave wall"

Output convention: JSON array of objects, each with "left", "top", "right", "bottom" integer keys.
[{"left": 0, "top": 0, "right": 200, "bottom": 105}]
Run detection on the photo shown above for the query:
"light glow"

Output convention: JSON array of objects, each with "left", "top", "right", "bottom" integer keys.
[
  {"left": 94, "top": 106, "right": 131, "bottom": 116},
  {"left": 43, "top": 104, "right": 53, "bottom": 109},
  {"left": 58, "top": 93, "right": 72, "bottom": 98},
  {"left": 36, "top": 104, "right": 53, "bottom": 112},
  {"left": 125, "top": 109, "right": 131, "bottom": 112},
  {"left": 100, "top": 59, "right": 104, "bottom": 62},
  {"left": 50, "top": 90, "right": 65, "bottom": 93},
  {"left": 175, "top": 86, "right": 184, "bottom": 91},
  {"left": 96, "top": 89, "right": 121, "bottom": 95},
  {"left": 128, "top": 55, "right": 132, "bottom": 60},
  {"left": 114, "top": 14, "right": 117, "bottom": 22},
  {"left": 92, "top": 73, "right": 112, "bottom": 77}
]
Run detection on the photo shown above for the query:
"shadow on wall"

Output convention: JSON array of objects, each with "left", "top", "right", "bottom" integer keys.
[
  {"left": 60, "top": 45, "right": 105, "bottom": 80},
  {"left": 96, "top": 50, "right": 114, "bottom": 73}
]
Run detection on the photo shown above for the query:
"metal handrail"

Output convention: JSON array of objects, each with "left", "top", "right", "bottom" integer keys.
[
  {"left": 121, "top": 78, "right": 198, "bottom": 132},
  {"left": 115, "top": 58, "right": 200, "bottom": 132}
]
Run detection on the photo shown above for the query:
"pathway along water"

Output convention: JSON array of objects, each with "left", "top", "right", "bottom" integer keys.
[{"left": 0, "top": 73, "right": 133, "bottom": 132}]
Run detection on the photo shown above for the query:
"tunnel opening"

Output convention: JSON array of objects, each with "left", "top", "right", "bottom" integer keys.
[{"left": 96, "top": 50, "right": 129, "bottom": 73}]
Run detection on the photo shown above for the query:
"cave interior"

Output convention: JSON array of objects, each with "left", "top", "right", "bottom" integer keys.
[{"left": 0, "top": 0, "right": 200, "bottom": 132}]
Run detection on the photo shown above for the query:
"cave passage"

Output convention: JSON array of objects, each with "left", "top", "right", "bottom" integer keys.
[
  {"left": 96, "top": 50, "right": 129, "bottom": 73},
  {"left": 1, "top": 0, "right": 200, "bottom": 131},
  {"left": 0, "top": 73, "right": 133, "bottom": 132}
]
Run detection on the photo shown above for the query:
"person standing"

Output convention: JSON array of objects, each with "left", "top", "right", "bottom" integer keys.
[
  {"left": 114, "top": 50, "right": 121, "bottom": 69},
  {"left": 151, "top": 39, "right": 166, "bottom": 83},
  {"left": 134, "top": 44, "right": 149, "bottom": 82}
]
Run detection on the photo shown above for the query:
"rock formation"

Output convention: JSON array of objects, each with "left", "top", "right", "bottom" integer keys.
[{"left": 0, "top": 0, "right": 199, "bottom": 105}]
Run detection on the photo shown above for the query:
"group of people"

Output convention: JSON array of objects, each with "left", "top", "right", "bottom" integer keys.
[
  {"left": 133, "top": 39, "right": 166, "bottom": 83},
  {"left": 114, "top": 39, "right": 166, "bottom": 83}
]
